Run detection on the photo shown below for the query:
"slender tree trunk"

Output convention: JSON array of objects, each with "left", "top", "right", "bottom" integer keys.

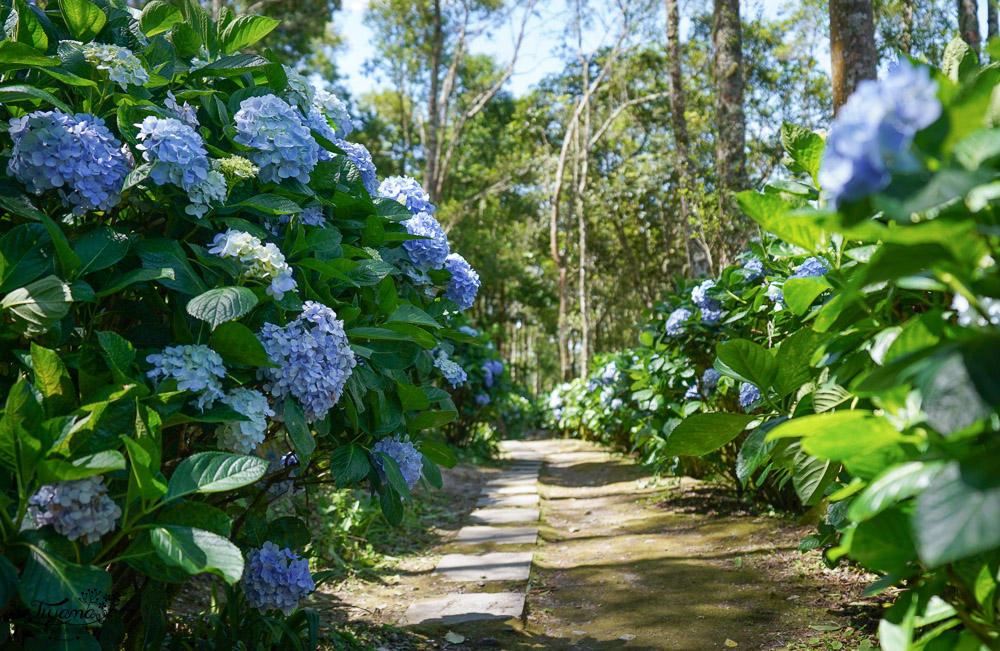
[
  {"left": 829, "top": 0, "right": 878, "bottom": 112},
  {"left": 901, "top": 0, "right": 914, "bottom": 54},
  {"left": 958, "top": 0, "right": 981, "bottom": 52},
  {"left": 988, "top": 0, "right": 998, "bottom": 42},
  {"left": 712, "top": 0, "right": 746, "bottom": 268},
  {"left": 423, "top": 0, "right": 444, "bottom": 201},
  {"left": 576, "top": 73, "right": 591, "bottom": 373}
]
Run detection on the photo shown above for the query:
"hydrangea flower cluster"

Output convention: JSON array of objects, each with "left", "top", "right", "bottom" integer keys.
[
  {"left": 379, "top": 176, "right": 435, "bottom": 215},
  {"left": 459, "top": 326, "right": 479, "bottom": 337},
  {"left": 216, "top": 388, "right": 274, "bottom": 454},
  {"left": 135, "top": 116, "right": 224, "bottom": 218},
  {"left": 952, "top": 294, "right": 1000, "bottom": 327},
  {"left": 444, "top": 253, "right": 481, "bottom": 311},
  {"left": 702, "top": 368, "right": 722, "bottom": 392},
  {"left": 234, "top": 95, "right": 320, "bottom": 184},
  {"left": 372, "top": 436, "right": 424, "bottom": 489},
  {"left": 434, "top": 357, "right": 467, "bottom": 388},
  {"left": 684, "top": 383, "right": 701, "bottom": 400},
  {"left": 766, "top": 282, "right": 785, "bottom": 304},
  {"left": 283, "top": 66, "right": 315, "bottom": 106},
  {"left": 257, "top": 302, "right": 357, "bottom": 422},
  {"left": 599, "top": 386, "right": 615, "bottom": 405},
  {"left": 819, "top": 60, "right": 941, "bottom": 207},
  {"left": 743, "top": 259, "right": 764, "bottom": 281},
  {"left": 332, "top": 138, "right": 378, "bottom": 195},
  {"left": 476, "top": 393, "right": 491, "bottom": 406},
  {"left": 165, "top": 91, "right": 199, "bottom": 128},
  {"left": 28, "top": 475, "right": 121, "bottom": 545},
  {"left": 8, "top": 110, "right": 129, "bottom": 215},
  {"left": 665, "top": 308, "right": 692, "bottom": 336},
  {"left": 314, "top": 89, "right": 353, "bottom": 138},
  {"left": 213, "top": 156, "right": 260, "bottom": 185},
  {"left": 610, "top": 398, "right": 624, "bottom": 410},
  {"left": 242, "top": 542, "right": 315, "bottom": 616},
  {"left": 739, "top": 383, "right": 761, "bottom": 410},
  {"left": 146, "top": 344, "right": 226, "bottom": 410},
  {"left": 208, "top": 229, "right": 297, "bottom": 300},
  {"left": 793, "top": 257, "right": 829, "bottom": 279},
  {"left": 482, "top": 359, "right": 504, "bottom": 388},
  {"left": 403, "top": 213, "right": 451, "bottom": 270},
  {"left": 82, "top": 43, "right": 148, "bottom": 90},
  {"left": 692, "top": 279, "right": 723, "bottom": 323}
]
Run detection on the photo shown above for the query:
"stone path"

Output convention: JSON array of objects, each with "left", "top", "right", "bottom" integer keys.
[{"left": 400, "top": 439, "right": 550, "bottom": 626}]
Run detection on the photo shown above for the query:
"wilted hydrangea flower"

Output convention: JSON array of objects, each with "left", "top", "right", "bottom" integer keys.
[
  {"left": 216, "top": 388, "right": 274, "bottom": 454},
  {"left": 403, "top": 213, "right": 450, "bottom": 270},
  {"left": 739, "top": 383, "right": 761, "bottom": 410},
  {"left": 28, "top": 475, "right": 121, "bottom": 545},
  {"left": 213, "top": 155, "right": 259, "bottom": 185},
  {"left": 434, "top": 357, "right": 467, "bottom": 388},
  {"left": 165, "top": 91, "right": 198, "bottom": 128},
  {"left": 476, "top": 393, "right": 491, "bottom": 406},
  {"left": 372, "top": 437, "right": 424, "bottom": 489},
  {"left": 444, "top": 253, "right": 480, "bottom": 311},
  {"left": 951, "top": 294, "right": 1000, "bottom": 327},
  {"left": 702, "top": 368, "right": 722, "bottom": 391},
  {"left": 793, "top": 257, "right": 829, "bottom": 279},
  {"left": 146, "top": 344, "right": 226, "bottom": 410},
  {"left": 242, "top": 542, "right": 314, "bottom": 616},
  {"left": 257, "top": 302, "right": 357, "bottom": 422},
  {"left": 665, "top": 308, "right": 692, "bottom": 336},
  {"left": 209, "top": 229, "right": 297, "bottom": 300},
  {"left": 743, "top": 259, "right": 764, "bottom": 281},
  {"left": 379, "top": 176, "right": 434, "bottom": 215},
  {"left": 819, "top": 59, "right": 941, "bottom": 207},
  {"left": 8, "top": 111, "right": 129, "bottom": 215},
  {"left": 82, "top": 43, "right": 148, "bottom": 90},
  {"left": 135, "top": 116, "right": 210, "bottom": 191},
  {"left": 684, "top": 383, "right": 701, "bottom": 400},
  {"left": 234, "top": 95, "right": 320, "bottom": 184},
  {"left": 313, "top": 89, "right": 353, "bottom": 137},
  {"left": 332, "top": 138, "right": 378, "bottom": 195}
]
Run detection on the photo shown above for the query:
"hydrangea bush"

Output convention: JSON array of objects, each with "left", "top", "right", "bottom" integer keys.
[
  {"left": 0, "top": 3, "right": 489, "bottom": 647},
  {"left": 544, "top": 41, "right": 1000, "bottom": 648}
]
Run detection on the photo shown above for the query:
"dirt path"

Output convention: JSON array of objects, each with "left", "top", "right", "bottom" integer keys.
[{"left": 320, "top": 438, "right": 880, "bottom": 650}]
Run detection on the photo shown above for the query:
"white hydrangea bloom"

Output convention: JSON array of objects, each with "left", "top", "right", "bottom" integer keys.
[
  {"left": 208, "top": 229, "right": 298, "bottom": 300},
  {"left": 952, "top": 294, "right": 1000, "bottom": 328},
  {"left": 216, "top": 388, "right": 274, "bottom": 453},
  {"left": 82, "top": 43, "right": 149, "bottom": 90}
]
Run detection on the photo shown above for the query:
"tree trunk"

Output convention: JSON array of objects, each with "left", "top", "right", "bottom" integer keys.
[
  {"left": 901, "top": 0, "right": 914, "bottom": 54},
  {"left": 829, "top": 0, "right": 878, "bottom": 112},
  {"left": 959, "top": 0, "right": 981, "bottom": 52},
  {"left": 423, "top": 0, "right": 444, "bottom": 201},
  {"left": 576, "top": 66, "right": 591, "bottom": 373},
  {"left": 989, "top": 0, "right": 998, "bottom": 43},
  {"left": 712, "top": 0, "right": 746, "bottom": 267}
]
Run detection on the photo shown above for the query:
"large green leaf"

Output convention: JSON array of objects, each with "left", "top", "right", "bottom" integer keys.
[
  {"left": 388, "top": 304, "right": 442, "bottom": 329},
  {"left": 715, "top": 339, "right": 777, "bottom": 392},
  {"left": 57, "top": 0, "right": 106, "bottom": 41},
  {"left": 773, "top": 328, "right": 829, "bottom": 397},
  {"left": 166, "top": 452, "right": 269, "bottom": 499},
  {"left": 406, "top": 409, "right": 457, "bottom": 431},
  {"left": 663, "top": 413, "right": 757, "bottom": 457},
  {"left": 0, "top": 223, "right": 52, "bottom": 293},
  {"left": 396, "top": 381, "right": 430, "bottom": 410},
  {"left": 735, "top": 417, "right": 786, "bottom": 484},
  {"left": 31, "top": 342, "right": 75, "bottom": 415},
  {"left": 209, "top": 321, "right": 274, "bottom": 367},
  {"left": 283, "top": 396, "right": 314, "bottom": 467},
  {"left": 0, "top": 554, "right": 17, "bottom": 610},
  {"left": 0, "top": 83, "right": 71, "bottom": 112},
  {"left": 848, "top": 508, "right": 917, "bottom": 574},
  {"left": 1, "top": 275, "right": 73, "bottom": 336},
  {"left": 779, "top": 122, "right": 825, "bottom": 184},
  {"left": 329, "top": 443, "right": 370, "bottom": 486},
  {"left": 782, "top": 276, "right": 831, "bottom": 315},
  {"left": 790, "top": 443, "right": 837, "bottom": 506},
  {"left": 37, "top": 450, "right": 125, "bottom": 483},
  {"left": 419, "top": 440, "right": 456, "bottom": 468},
  {"left": 136, "top": 239, "right": 207, "bottom": 295},
  {"left": 218, "top": 15, "right": 279, "bottom": 54},
  {"left": 18, "top": 547, "right": 111, "bottom": 626},
  {"left": 186, "top": 286, "right": 258, "bottom": 329},
  {"left": 191, "top": 53, "right": 270, "bottom": 77},
  {"left": 73, "top": 227, "right": 129, "bottom": 276},
  {"left": 849, "top": 461, "right": 946, "bottom": 523},
  {"left": 375, "top": 452, "right": 412, "bottom": 502},
  {"left": 13, "top": 0, "right": 48, "bottom": 50},
  {"left": 150, "top": 526, "right": 243, "bottom": 584},
  {"left": 138, "top": 0, "right": 182, "bottom": 36}
]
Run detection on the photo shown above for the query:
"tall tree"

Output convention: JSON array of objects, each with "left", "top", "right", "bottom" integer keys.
[
  {"left": 829, "top": 0, "right": 877, "bottom": 111},
  {"left": 712, "top": 0, "right": 746, "bottom": 266},
  {"left": 989, "top": 0, "right": 998, "bottom": 42},
  {"left": 958, "top": 0, "right": 981, "bottom": 51}
]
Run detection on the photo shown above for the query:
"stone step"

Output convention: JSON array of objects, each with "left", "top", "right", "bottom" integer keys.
[
  {"left": 454, "top": 525, "right": 539, "bottom": 545},
  {"left": 401, "top": 592, "right": 526, "bottom": 626},
  {"left": 468, "top": 508, "right": 540, "bottom": 525},
  {"left": 480, "top": 484, "right": 537, "bottom": 496},
  {"left": 485, "top": 476, "right": 537, "bottom": 486},
  {"left": 476, "top": 493, "right": 540, "bottom": 508},
  {"left": 433, "top": 552, "right": 534, "bottom": 582}
]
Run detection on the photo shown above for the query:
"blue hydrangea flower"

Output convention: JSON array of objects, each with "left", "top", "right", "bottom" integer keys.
[
  {"left": 332, "top": 138, "right": 378, "bottom": 195},
  {"left": 739, "top": 383, "right": 761, "bottom": 410},
  {"left": 165, "top": 91, "right": 199, "bottom": 128},
  {"left": 234, "top": 95, "right": 320, "bottom": 184},
  {"left": 186, "top": 170, "right": 227, "bottom": 219},
  {"left": 282, "top": 65, "right": 315, "bottom": 107},
  {"left": 257, "top": 302, "right": 357, "bottom": 423},
  {"left": 691, "top": 280, "right": 719, "bottom": 310},
  {"left": 476, "top": 393, "right": 491, "bottom": 406},
  {"left": 793, "top": 257, "right": 829, "bottom": 279},
  {"left": 665, "top": 308, "right": 692, "bottom": 336},
  {"left": 684, "top": 383, "right": 701, "bottom": 400},
  {"left": 403, "top": 213, "right": 450, "bottom": 270},
  {"left": 146, "top": 344, "right": 226, "bottom": 410},
  {"left": 743, "top": 259, "right": 764, "bottom": 281},
  {"left": 82, "top": 43, "right": 148, "bottom": 90},
  {"left": 135, "top": 116, "right": 210, "bottom": 190},
  {"left": 702, "top": 368, "right": 722, "bottom": 391},
  {"left": 701, "top": 307, "right": 723, "bottom": 324},
  {"left": 482, "top": 359, "right": 504, "bottom": 388},
  {"left": 547, "top": 392, "right": 563, "bottom": 410},
  {"left": 818, "top": 59, "right": 941, "bottom": 207},
  {"left": 313, "top": 89, "right": 353, "bottom": 138},
  {"left": 216, "top": 388, "right": 274, "bottom": 454},
  {"left": 301, "top": 106, "right": 338, "bottom": 161},
  {"left": 766, "top": 282, "right": 785, "bottom": 304},
  {"left": 459, "top": 325, "right": 479, "bottom": 337},
  {"left": 27, "top": 475, "right": 121, "bottom": 545},
  {"left": 372, "top": 436, "right": 424, "bottom": 489},
  {"left": 610, "top": 398, "right": 623, "bottom": 410},
  {"left": 434, "top": 357, "right": 467, "bottom": 388},
  {"left": 598, "top": 361, "right": 620, "bottom": 385},
  {"left": 242, "top": 542, "right": 314, "bottom": 616},
  {"left": 444, "top": 253, "right": 480, "bottom": 311},
  {"left": 379, "top": 176, "right": 435, "bottom": 215},
  {"left": 8, "top": 111, "right": 129, "bottom": 215}
]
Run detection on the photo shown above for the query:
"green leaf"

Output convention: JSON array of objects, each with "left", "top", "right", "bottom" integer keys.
[
  {"left": 209, "top": 321, "right": 274, "bottom": 367},
  {"left": 418, "top": 440, "right": 456, "bottom": 468},
  {"left": 13, "top": 0, "right": 48, "bottom": 50},
  {"left": 37, "top": 450, "right": 125, "bottom": 483},
  {"left": 942, "top": 36, "right": 978, "bottom": 83},
  {"left": 18, "top": 547, "right": 111, "bottom": 626},
  {"left": 329, "top": 443, "right": 370, "bottom": 486},
  {"left": 264, "top": 516, "right": 311, "bottom": 549},
  {"left": 31, "top": 342, "right": 75, "bottom": 415},
  {"left": 0, "top": 223, "right": 52, "bottom": 293},
  {"left": 0, "top": 40, "right": 55, "bottom": 66},
  {"left": 1, "top": 275, "right": 73, "bottom": 336},
  {"left": 664, "top": 413, "right": 757, "bottom": 457},
  {"left": 150, "top": 526, "right": 243, "bottom": 584},
  {"left": 376, "top": 452, "right": 412, "bottom": 502},
  {"left": 57, "top": 0, "right": 107, "bottom": 41},
  {"left": 849, "top": 461, "right": 946, "bottom": 523},
  {"left": 782, "top": 276, "right": 831, "bottom": 315},
  {"left": 170, "top": 22, "right": 202, "bottom": 58},
  {"left": 379, "top": 485, "right": 403, "bottom": 525},
  {"left": 421, "top": 453, "right": 442, "bottom": 489},
  {"left": 388, "top": 304, "right": 442, "bottom": 329},
  {"left": 136, "top": 239, "right": 207, "bottom": 295},
  {"left": 157, "top": 501, "right": 231, "bottom": 537},
  {"left": 218, "top": 15, "right": 279, "bottom": 54},
  {"left": 773, "top": 328, "right": 828, "bottom": 397},
  {"left": 914, "top": 459, "right": 1000, "bottom": 567},
  {"left": 73, "top": 227, "right": 129, "bottom": 276},
  {"left": 396, "top": 381, "right": 430, "bottom": 410},
  {"left": 122, "top": 436, "right": 167, "bottom": 503},
  {"left": 849, "top": 508, "right": 917, "bottom": 574},
  {"left": 139, "top": 0, "right": 183, "bottom": 36},
  {"left": 166, "top": 452, "right": 269, "bottom": 499},
  {"left": 782, "top": 413, "right": 905, "bottom": 461},
  {"left": 735, "top": 417, "right": 786, "bottom": 484},
  {"left": 283, "top": 396, "right": 314, "bottom": 467},
  {"left": 790, "top": 443, "right": 837, "bottom": 506},
  {"left": 186, "top": 286, "right": 258, "bottom": 329},
  {"left": 229, "top": 193, "right": 302, "bottom": 215},
  {"left": 96, "top": 330, "right": 136, "bottom": 380},
  {"left": 0, "top": 84, "right": 72, "bottom": 112},
  {"left": 191, "top": 53, "right": 270, "bottom": 78},
  {"left": 715, "top": 339, "right": 777, "bottom": 392},
  {"left": 96, "top": 268, "right": 176, "bottom": 298},
  {"left": 780, "top": 122, "right": 825, "bottom": 183},
  {"left": 406, "top": 409, "right": 457, "bottom": 431},
  {"left": 0, "top": 554, "right": 17, "bottom": 610}
]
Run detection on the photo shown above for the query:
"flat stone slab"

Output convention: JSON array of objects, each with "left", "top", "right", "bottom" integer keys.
[
  {"left": 468, "top": 508, "right": 540, "bottom": 524},
  {"left": 401, "top": 592, "right": 525, "bottom": 625},
  {"left": 455, "top": 526, "right": 538, "bottom": 545},
  {"left": 434, "top": 552, "right": 534, "bottom": 582},
  {"left": 481, "top": 484, "right": 537, "bottom": 496},
  {"left": 476, "top": 493, "right": 540, "bottom": 508}
]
